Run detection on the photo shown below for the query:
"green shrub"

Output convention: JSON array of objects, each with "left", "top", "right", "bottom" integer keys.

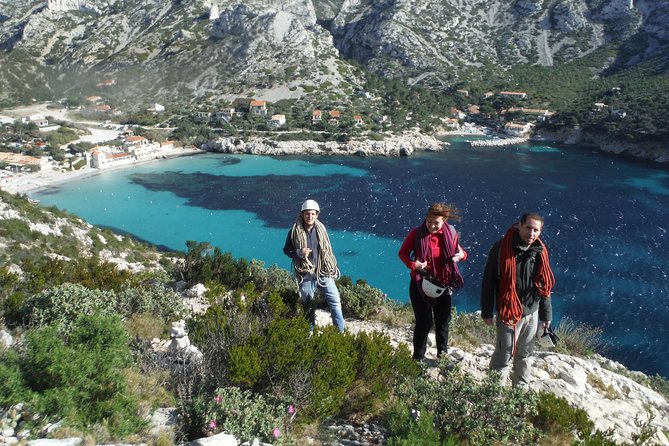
[
  {"left": 0, "top": 350, "right": 29, "bottom": 407},
  {"left": 4, "top": 314, "right": 146, "bottom": 438},
  {"left": 338, "top": 278, "right": 386, "bottom": 320},
  {"left": 449, "top": 309, "right": 496, "bottom": 350},
  {"left": 349, "top": 331, "right": 418, "bottom": 413},
  {"left": 384, "top": 402, "right": 457, "bottom": 446},
  {"left": 26, "top": 283, "right": 117, "bottom": 331},
  {"left": 24, "top": 281, "right": 187, "bottom": 333},
  {"left": 307, "top": 327, "right": 358, "bottom": 419},
  {"left": 181, "top": 241, "right": 250, "bottom": 289},
  {"left": 392, "top": 367, "right": 541, "bottom": 445},
  {"left": 554, "top": 317, "right": 606, "bottom": 357},
  {"left": 200, "top": 386, "right": 288, "bottom": 444},
  {"left": 532, "top": 392, "right": 595, "bottom": 440}
]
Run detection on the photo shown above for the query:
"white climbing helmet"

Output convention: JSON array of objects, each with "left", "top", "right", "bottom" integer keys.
[
  {"left": 420, "top": 274, "right": 450, "bottom": 298},
  {"left": 301, "top": 199, "right": 320, "bottom": 212}
]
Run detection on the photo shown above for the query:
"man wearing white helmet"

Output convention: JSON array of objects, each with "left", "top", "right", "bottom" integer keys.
[{"left": 283, "top": 199, "right": 345, "bottom": 332}]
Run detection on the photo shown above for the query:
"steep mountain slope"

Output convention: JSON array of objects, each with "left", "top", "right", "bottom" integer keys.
[{"left": 0, "top": 0, "right": 666, "bottom": 105}]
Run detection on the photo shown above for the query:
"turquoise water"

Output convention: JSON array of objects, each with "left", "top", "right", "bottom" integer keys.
[{"left": 33, "top": 141, "right": 669, "bottom": 378}]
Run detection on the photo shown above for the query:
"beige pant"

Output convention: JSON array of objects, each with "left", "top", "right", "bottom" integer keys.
[{"left": 489, "top": 311, "right": 538, "bottom": 387}]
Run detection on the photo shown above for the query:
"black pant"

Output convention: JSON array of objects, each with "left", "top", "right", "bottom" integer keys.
[{"left": 409, "top": 280, "right": 453, "bottom": 359}]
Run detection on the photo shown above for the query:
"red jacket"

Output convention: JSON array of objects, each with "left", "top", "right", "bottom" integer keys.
[{"left": 398, "top": 225, "right": 467, "bottom": 284}]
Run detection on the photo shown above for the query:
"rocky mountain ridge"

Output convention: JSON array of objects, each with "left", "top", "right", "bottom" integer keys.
[{"left": 0, "top": 0, "right": 667, "bottom": 105}]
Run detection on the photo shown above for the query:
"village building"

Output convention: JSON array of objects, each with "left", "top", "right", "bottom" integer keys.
[
  {"left": 123, "top": 135, "right": 160, "bottom": 160},
  {"left": 216, "top": 108, "right": 236, "bottom": 121},
  {"left": 504, "top": 121, "right": 533, "bottom": 136},
  {"left": 450, "top": 108, "right": 466, "bottom": 119},
  {"left": 328, "top": 110, "right": 341, "bottom": 125},
  {"left": 148, "top": 103, "right": 165, "bottom": 113},
  {"left": 269, "top": 114, "right": 286, "bottom": 128},
  {"left": 499, "top": 91, "right": 528, "bottom": 100},
  {"left": 249, "top": 100, "right": 268, "bottom": 116},
  {"left": 442, "top": 117, "right": 460, "bottom": 130},
  {"left": 89, "top": 145, "right": 133, "bottom": 169},
  {"left": 161, "top": 140, "right": 177, "bottom": 150},
  {"left": 21, "top": 114, "right": 49, "bottom": 127},
  {"left": 94, "top": 105, "right": 112, "bottom": 113},
  {"left": 353, "top": 115, "right": 364, "bottom": 127},
  {"left": 311, "top": 110, "right": 322, "bottom": 125},
  {"left": 507, "top": 107, "right": 555, "bottom": 122},
  {"left": 593, "top": 103, "right": 608, "bottom": 112},
  {"left": 0, "top": 152, "right": 51, "bottom": 171}
]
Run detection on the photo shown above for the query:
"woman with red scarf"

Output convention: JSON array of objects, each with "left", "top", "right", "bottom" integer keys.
[{"left": 398, "top": 203, "right": 467, "bottom": 360}]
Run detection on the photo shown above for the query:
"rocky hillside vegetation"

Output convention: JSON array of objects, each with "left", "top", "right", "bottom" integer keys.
[
  {"left": 0, "top": 0, "right": 666, "bottom": 106},
  {"left": 1, "top": 190, "right": 669, "bottom": 445}
]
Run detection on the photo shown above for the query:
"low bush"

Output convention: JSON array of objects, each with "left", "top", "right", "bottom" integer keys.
[
  {"left": 554, "top": 316, "right": 606, "bottom": 357},
  {"left": 0, "top": 314, "right": 146, "bottom": 438},
  {"left": 384, "top": 402, "right": 457, "bottom": 446},
  {"left": 391, "top": 367, "right": 541, "bottom": 445},
  {"left": 338, "top": 277, "right": 386, "bottom": 320},
  {"left": 23, "top": 281, "right": 187, "bottom": 333},
  {"left": 200, "top": 386, "right": 289, "bottom": 444}
]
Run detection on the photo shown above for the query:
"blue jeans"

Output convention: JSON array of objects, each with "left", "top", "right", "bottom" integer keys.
[{"left": 299, "top": 277, "right": 345, "bottom": 332}]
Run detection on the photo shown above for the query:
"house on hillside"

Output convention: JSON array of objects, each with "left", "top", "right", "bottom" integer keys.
[
  {"left": 442, "top": 117, "right": 460, "bottom": 130},
  {"left": 269, "top": 114, "right": 286, "bottom": 128},
  {"left": 499, "top": 91, "right": 528, "bottom": 100},
  {"left": 94, "top": 105, "right": 112, "bottom": 113},
  {"left": 328, "top": 110, "right": 341, "bottom": 125},
  {"left": 89, "top": 145, "right": 133, "bottom": 169},
  {"left": 148, "top": 103, "right": 165, "bottom": 113},
  {"left": 504, "top": 122, "right": 533, "bottom": 136},
  {"left": 312, "top": 109, "right": 322, "bottom": 125},
  {"left": 353, "top": 115, "right": 364, "bottom": 127},
  {"left": 21, "top": 114, "right": 49, "bottom": 127},
  {"left": 216, "top": 108, "right": 236, "bottom": 121},
  {"left": 0, "top": 152, "right": 51, "bottom": 171},
  {"left": 507, "top": 107, "right": 554, "bottom": 122},
  {"left": 249, "top": 100, "right": 268, "bottom": 116}
]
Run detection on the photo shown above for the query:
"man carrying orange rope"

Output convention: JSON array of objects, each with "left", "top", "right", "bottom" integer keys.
[{"left": 481, "top": 212, "right": 555, "bottom": 386}]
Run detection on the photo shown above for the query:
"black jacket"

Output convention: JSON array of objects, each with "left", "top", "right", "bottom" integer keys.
[{"left": 480, "top": 233, "right": 552, "bottom": 322}]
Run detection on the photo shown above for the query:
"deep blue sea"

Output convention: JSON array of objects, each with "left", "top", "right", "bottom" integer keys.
[{"left": 33, "top": 138, "right": 669, "bottom": 379}]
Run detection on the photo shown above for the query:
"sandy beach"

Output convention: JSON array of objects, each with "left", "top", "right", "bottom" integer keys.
[
  {"left": 4, "top": 147, "right": 204, "bottom": 197},
  {"left": 1, "top": 102, "right": 205, "bottom": 196}
]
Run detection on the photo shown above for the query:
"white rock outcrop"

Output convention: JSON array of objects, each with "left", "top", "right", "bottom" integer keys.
[{"left": 204, "top": 134, "right": 445, "bottom": 157}]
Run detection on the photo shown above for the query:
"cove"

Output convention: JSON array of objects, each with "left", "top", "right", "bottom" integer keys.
[{"left": 33, "top": 139, "right": 669, "bottom": 379}]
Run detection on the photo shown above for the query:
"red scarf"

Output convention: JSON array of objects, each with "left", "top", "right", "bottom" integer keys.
[
  {"left": 415, "top": 222, "right": 464, "bottom": 291},
  {"left": 498, "top": 224, "right": 555, "bottom": 326}
]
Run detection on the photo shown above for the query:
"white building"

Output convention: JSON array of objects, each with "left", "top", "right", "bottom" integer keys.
[
  {"left": 21, "top": 114, "right": 49, "bottom": 127},
  {"left": 89, "top": 146, "right": 133, "bottom": 169},
  {"left": 269, "top": 114, "right": 286, "bottom": 128},
  {"left": 504, "top": 122, "right": 533, "bottom": 136}
]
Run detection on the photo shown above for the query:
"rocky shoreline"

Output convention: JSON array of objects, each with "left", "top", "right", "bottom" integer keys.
[
  {"left": 202, "top": 133, "right": 447, "bottom": 157},
  {"left": 535, "top": 129, "right": 669, "bottom": 164}
]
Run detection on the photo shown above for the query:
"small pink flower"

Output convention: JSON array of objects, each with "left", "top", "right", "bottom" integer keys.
[
  {"left": 208, "top": 420, "right": 217, "bottom": 430},
  {"left": 288, "top": 405, "right": 295, "bottom": 415},
  {"left": 214, "top": 395, "right": 222, "bottom": 404},
  {"left": 273, "top": 427, "right": 281, "bottom": 438}
]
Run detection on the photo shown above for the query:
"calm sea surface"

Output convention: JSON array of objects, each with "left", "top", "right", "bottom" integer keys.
[{"left": 33, "top": 138, "right": 669, "bottom": 378}]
